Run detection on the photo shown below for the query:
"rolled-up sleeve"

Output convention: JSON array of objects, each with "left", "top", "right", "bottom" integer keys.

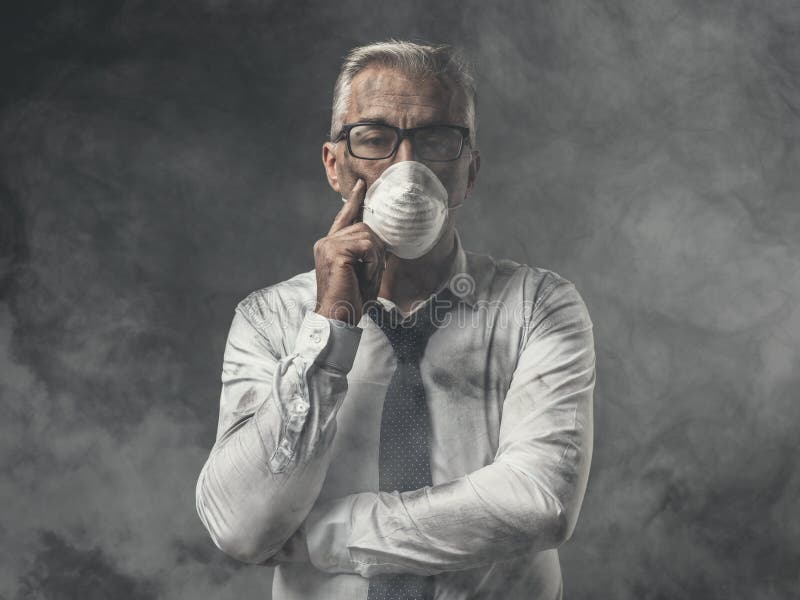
[
  {"left": 195, "top": 298, "right": 362, "bottom": 564},
  {"left": 304, "top": 278, "right": 595, "bottom": 576}
]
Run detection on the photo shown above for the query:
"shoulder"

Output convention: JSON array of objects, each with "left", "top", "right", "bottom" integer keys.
[
  {"left": 463, "top": 249, "right": 573, "bottom": 304},
  {"left": 234, "top": 269, "right": 317, "bottom": 352},
  {"left": 464, "top": 250, "right": 592, "bottom": 334}
]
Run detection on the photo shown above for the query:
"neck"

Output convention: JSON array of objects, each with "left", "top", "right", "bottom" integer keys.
[{"left": 379, "top": 228, "right": 457, "bottom": 314}]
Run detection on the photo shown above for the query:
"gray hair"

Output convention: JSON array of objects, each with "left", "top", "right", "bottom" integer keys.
[{"left": 330, "top": 39, "right": 478, "bottom": 146}]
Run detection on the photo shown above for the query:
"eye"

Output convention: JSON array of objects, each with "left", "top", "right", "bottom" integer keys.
[
  {"left": 348, "top": 125, "right": 399, "bottom": 158},
  {"left": 355, "top": 129, "right": 393, "bottom": 143},
  {"left": 362, "top": 135, "right": 391, "bottom": 146}
]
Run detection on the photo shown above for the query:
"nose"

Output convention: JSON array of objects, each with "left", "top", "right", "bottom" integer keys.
[{"left": 394, "top": 137, "right": 416, "bottom": 162}]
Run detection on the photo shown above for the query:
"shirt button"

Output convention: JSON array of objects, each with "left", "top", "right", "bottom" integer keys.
[
  {"left": 309, "top": 331, "right": 321, "bottom": 343},
  {"left": 290, "top": 399, "right": 309, "bottom": 415}
]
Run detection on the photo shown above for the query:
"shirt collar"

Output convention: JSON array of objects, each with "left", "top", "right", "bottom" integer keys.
[
  {"left": 441, "top": 228, "right": 477, "bottom": 307},
  {"left": 376, "top": 228, "right": 477, "bottom": 317}
]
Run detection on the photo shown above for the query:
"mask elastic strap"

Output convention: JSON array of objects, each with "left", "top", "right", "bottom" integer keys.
[{"left": 447, "top": 199, "right": 464, "bottom": 211}]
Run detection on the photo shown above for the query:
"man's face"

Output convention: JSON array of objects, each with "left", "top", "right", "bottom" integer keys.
[{"left": 323, "top": 65, "right": 479, "bottom": 210}]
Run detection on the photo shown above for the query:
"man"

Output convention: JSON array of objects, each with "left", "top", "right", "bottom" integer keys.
[{"left": 196, "top": 40, "right": 595, "bottom": 599}]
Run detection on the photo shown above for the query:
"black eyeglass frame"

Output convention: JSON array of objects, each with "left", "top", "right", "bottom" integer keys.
[{"left": 333, "top": 122, "right": 471, "bottom": 162}]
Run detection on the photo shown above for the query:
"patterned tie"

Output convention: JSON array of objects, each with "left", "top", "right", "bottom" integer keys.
[{"left": 366, "top": 299, "right": 441, "bottom": 600}]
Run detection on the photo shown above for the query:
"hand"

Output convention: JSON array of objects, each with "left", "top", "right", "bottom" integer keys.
[{"left": 313, "top": 179, "right": 386, "bottom": 325}]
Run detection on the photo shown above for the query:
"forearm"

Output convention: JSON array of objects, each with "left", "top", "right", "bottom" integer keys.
[
  {"left": 306, "top": 430, "right": 591, "bottom": 576},
  {"left": 196, "top": 368, "right": 339, "bottom": 564},
  {"left": 196, "top": 309, "right": 361, "bottom": 564}
]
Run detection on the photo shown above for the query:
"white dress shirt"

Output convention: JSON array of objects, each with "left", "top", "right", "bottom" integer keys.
[{"left": 195, "top": 229, "right": 596, "bottom": 599}]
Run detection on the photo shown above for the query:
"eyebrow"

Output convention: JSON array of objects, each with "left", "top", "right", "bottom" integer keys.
[
  {"left": 353, "top": 117, "right": 393, "bottom": 126},
  {"left": 351, "top": 117, "right": 458, "bottom": 129}
]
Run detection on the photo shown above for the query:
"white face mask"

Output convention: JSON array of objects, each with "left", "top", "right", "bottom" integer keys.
[{"left": 341, "top": 161, "right": 461, "bottom": 260}]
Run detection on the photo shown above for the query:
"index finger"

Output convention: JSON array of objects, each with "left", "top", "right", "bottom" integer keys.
[{"left": 328, "top": 178, "right": 366, "bottom": 237}]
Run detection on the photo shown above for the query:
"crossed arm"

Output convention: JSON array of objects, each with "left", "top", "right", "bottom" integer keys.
[{"left": 195, "top": 280, "right": 595, "bottom": 574}]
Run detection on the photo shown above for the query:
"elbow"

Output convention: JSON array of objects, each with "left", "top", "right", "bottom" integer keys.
[
  {"left": 211, "top": 526, "right": 280, "bottom": 565},
  {"left": 547, "top": 502, "right": 575, "bottom": 548},
  {"left": 195, "top": 470, "right": 282, "bottom": 565},
  {"left": 514, "top": 500, "right": 575, "bottom": 552},
  {"left": 197, "top": 499, "right": 283, "bottom": 565},
  {"left": 513, "top": 481, "right": 582, "bottom": 550},
  {"left": 505, "top": 464, "right": 585, "bottom": 550},
  {"left": 540, "top": 490, "right": 584, "bottom": 549}
]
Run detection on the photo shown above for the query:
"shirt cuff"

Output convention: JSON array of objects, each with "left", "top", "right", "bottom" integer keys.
[{"left": 293, "top": 311, "right": 362, "bottom": 373}]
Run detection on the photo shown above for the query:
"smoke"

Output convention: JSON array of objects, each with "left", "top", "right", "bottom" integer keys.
[{"left": 1, "top": 1, "right": 798, "bottom": 598}]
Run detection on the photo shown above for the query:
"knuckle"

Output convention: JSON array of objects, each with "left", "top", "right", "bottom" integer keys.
[{"left": 333, "top": 256, "right": 350, "bottom": 269}]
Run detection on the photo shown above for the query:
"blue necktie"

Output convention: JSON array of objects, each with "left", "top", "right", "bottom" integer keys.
[{"left": 366, "top": 300, "right": 441, "bottom": 600}]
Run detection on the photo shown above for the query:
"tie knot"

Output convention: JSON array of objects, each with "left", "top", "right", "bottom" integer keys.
[{"left": 368, "top": 303, "right": 440, "bottom": 363}]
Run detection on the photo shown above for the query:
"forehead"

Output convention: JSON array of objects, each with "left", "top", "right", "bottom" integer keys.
[{"left": 347, "top": 65, "right": 467, "bottom": 126}]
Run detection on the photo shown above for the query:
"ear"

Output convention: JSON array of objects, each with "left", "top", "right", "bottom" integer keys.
[
  {"left": 465, "top": 149, "right": 481, "bottom": 197},
  {"left": 322, "top": 141, "right": 341, "bottom": 193}
]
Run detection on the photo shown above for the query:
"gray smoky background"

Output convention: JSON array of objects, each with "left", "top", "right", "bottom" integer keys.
[{"left": 1, "top": 1, "right": 798, "bottom": 598}]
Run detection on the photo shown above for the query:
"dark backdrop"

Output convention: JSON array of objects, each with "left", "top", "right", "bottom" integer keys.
[{"left": 1, "top": 1, "right": 798, "bottom": 598}]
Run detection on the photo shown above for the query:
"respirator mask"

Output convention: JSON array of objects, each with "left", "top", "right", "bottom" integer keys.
[{"left": 341, "top": 161, "right": 462, "bottom": 259}]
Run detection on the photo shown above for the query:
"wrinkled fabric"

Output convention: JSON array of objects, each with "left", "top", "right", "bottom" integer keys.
[{"left": 195, "top": 229, "right": 595, "bottom": 599}]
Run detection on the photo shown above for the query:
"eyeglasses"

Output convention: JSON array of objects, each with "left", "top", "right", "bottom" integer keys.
[{"left": 334, "top": 122, "right": 470, "bottom": 162}]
